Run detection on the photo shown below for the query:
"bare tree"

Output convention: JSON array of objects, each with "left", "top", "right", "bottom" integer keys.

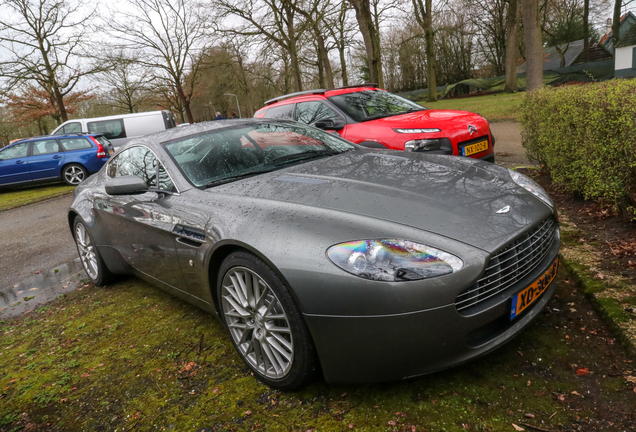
[
  {"left": 0, "top": 0, "right": 104, "bottom": 123},
  {"left": 214, "top": 0, "right": 307, "bottom": 92},
  {"left": 109, "top": 0, "right": 208, "bottom": 123},
  {"left": 102, "top": 52, "right": 154, "bottom": 113},
  {"left": 348, "top": 0, "right": 384, "bottom": 87},
  {"left": 523, "top": 0, "right": 543, "bottom": 91},
  {"left": 412, "top": 0, "right": 437, "bottom": 101},
  {"left": 325, "top": 1, "right": 357, "bottom": 86}
]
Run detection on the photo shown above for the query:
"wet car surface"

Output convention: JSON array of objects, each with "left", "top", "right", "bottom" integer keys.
[{"left": 67, "top": 119, "right": 559, "bottom": 389}]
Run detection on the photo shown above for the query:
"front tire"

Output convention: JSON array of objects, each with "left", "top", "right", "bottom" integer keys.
[
  {"left": 217, "top": 251, "right": 316, "bottom": 389},
  {"left": 63, "top": 164, "right": 88, "bottom": 185},
  {"left": 73, "top": 218, "right": 115, "bottom": 285}
]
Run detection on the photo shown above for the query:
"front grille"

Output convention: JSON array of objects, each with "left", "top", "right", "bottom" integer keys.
[{"left": 455, "top": 217, "right": 558, "bottom": 313}]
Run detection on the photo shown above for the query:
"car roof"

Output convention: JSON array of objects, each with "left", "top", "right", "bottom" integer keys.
[
  {"left": 262, "top": 84, "right": 382, "bottom": 108},
  {"left": 12, "top": 133, "right": 102, "bottom": 144}
]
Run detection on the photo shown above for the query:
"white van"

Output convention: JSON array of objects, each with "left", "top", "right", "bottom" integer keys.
[{"left": 51, "top": 110, "right": 177, "bottom": 148}]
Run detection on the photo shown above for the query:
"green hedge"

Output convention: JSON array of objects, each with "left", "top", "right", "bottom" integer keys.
[{"left": 521, "top": 80, "right": 636, "bottom": 219}]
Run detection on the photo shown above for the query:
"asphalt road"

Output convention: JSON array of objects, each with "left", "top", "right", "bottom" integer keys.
[
  {"left": 0, "top": 194, "right": 77, "bottom": 293},
  {"left": 489, "top": 121, "right": 530, "bottom": 167}
]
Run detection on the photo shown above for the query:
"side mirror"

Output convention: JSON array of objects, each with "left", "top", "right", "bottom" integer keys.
[
  {"left": 105, "top": 175, "right": 149, "bottom": 195},
  {"left": 315, "top": 118, "right": 345, "bottom": 131}
]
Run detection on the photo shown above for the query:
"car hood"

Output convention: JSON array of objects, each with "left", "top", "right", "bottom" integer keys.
[
  {"left": 212, "top": 151, "right": 553, "bottom": 252},
  {"left": 366, "top": 109, "right": 485, "bottom": 128}
]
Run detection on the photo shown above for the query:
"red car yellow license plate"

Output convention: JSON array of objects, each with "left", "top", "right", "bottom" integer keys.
[
  {"left": 462, "top": 140, "right": 488, "bottom": 156},
  {"left": 510, "top": 257, "right": 558, "bottom": 319}
]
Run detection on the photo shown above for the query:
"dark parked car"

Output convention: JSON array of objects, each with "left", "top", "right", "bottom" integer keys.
[
  {"left": 68, "top": 120, "right": 559, "bottom": 389},
  {"left": 0, "top": 134, "right": 112, "bottom": 187}
]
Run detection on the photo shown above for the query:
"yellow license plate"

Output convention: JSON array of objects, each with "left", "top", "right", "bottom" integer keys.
[
  {"left": 510, "top": 257, "right": 558, "bottom": 319},
  {"left": 462, "top": 140, "right": 489, "bottom": 156}
]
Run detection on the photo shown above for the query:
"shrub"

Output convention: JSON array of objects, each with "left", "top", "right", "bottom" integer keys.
[{"left": 521, "top": 80, "right": 636, "bottom": 219}]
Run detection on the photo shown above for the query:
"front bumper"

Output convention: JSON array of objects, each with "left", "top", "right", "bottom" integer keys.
[{"left": 303, "top": 231, "right": 560, "bottom": 383}]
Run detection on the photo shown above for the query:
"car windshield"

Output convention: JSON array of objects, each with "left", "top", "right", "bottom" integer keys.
[
  {"left": 329, "top": 90, "right": 425, "bottom": 122},
  {"left": 163, "top": 122, "right": 355, "bottom": 188}
]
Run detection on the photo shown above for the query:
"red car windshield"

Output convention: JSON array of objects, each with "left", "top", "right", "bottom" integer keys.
[{"left": 329, "top": 90, "right": 425, "bottom": 122}]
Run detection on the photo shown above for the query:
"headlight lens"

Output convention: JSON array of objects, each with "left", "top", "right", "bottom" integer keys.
[
  {"left": 508, "top": 169, "right": 553, "bottom": 208},
  {"left": 327, "top": 239, "right": 463, "bottom": 282},
  {"left": 405, "top": 139, "right": 442, "bottom": 151},
  {"left": 394, "top": 128, "right": 441, "bottom": 133}
]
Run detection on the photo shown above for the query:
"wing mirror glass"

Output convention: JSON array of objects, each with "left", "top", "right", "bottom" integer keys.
[
  {"left": 315, "top": 118, "right": 345, "bottom": 131},
  {"left": 105, "top": 175, "right": 149, "bottom": 195}
]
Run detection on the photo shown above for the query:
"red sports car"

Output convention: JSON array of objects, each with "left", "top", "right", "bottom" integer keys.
[{"left": 254, "top": 85, "right": 495, "bottom": 162}]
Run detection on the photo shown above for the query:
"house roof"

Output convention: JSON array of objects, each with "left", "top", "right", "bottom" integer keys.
[
  {"left": 520, "top": 39, "right": 585, "bottom": 71},
  {"left": 600, "top": 11, "right": 636, "bottom": 48},
  {"left": 571, "top": 43, "right": 613, "bottom": 64},
  {"left": 615, "top": 23, "right": 636, "bottom": 47}
]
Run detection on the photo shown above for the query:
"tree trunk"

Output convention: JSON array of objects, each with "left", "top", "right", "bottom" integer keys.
[
  {"left": 424, "top": 0, "right": 437, "bottom": 102},
  {"left": 582, "top": 0, "right": 589, "bottom": 62},
  {"left": 349, "top": 0, "right": 383, "bottom": 86},
  {"left": 53, "top": 86, "right": 68, "bottom": 122},
  {"left": 504, "top": 0, "right": 520, "bottom": 93},
  {"left": 613, "top": 0, "right": 622, "bottom": 51},
  {"left": 338, "top": 42, "right": 349, "bottom": 86},
  {"left": 175, "top": 82, "right": 194, "bottom": 123},
  {"left": 285, "top": 5, "right": 303, "bottom": 92},
  {"left": 317, "top": 33, "right": 334, "bottom": 89},
  {"left": 522, "top": 0, "right": 543, "bottom": 91}
]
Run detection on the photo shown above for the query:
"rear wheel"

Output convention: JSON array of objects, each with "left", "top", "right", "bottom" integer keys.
[
  {"left": 73, "top": 218, "right": 115, "bottom": 285},
  {"left": 63, "top": 164, "right": 87, "bottom": 185},
  {"left": 218, "top": 251, "right": 316, "bottom": 389}
]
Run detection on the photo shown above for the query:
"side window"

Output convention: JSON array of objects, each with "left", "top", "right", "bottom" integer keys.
[
  {"left": 112, "top": 146, "right": 157, "bottom": 187},
  {"left": 295, "top": 102, "right": 339, "bottom": 126},
  {"left": 87, "top": 119, "right": 126, "bottom": 140},
  {"left": 31, "top": 140, "right": 61, "bottom": 156},
  {"left": 157, "top": 163, "right": 176, "bottom": 192},
  {"left": 0, "top": 142, "right": 29, "bottom": 160},
  {"left": 59, "top": 138, "right": 93, "bottom": 151},
  {"left": 61, "top": 122, "right": 82, "bottom": 134},
  {"left": 263, "top": 104, "right": 294, "bottom": 120}
]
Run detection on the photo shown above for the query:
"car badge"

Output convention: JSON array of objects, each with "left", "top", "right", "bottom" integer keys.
[
  {"left": 496, "top": 205, "right": 511, "bottom": 214},
  {"left": 468, "top": 124, "right": 477, "bottom": 135}
]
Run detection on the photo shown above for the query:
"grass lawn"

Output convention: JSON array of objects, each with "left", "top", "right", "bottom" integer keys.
[
  {"left": 0, "top": 184, "right": 74, "bottom": 212},
  {"left": 418, "top": 93, "right": 524, "bottom": 122},
  {"left": 1, "top": 268, "right": 635, "bottom": 431}
]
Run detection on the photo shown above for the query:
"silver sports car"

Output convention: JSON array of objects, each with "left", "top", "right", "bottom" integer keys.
[{"left": 68, "top": 119, "right": 560, "bottom": 389}]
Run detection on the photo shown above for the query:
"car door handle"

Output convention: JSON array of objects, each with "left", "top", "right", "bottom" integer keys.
[
  {"left": 53, "top": 155, "right": 62, "bottom": 159},
  {"left": 15, "top": 160, "right": 24, "bottom": 164},
  {"left": 176, "top": 237, "right": 204, "bottom": 248},
  {"left": 173, "top": 224, "right": 206, "bottom": 247}
]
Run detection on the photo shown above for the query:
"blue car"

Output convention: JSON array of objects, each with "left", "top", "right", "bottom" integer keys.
[{"left": 0, "top": 134, "right": 113, "bottom": 187}]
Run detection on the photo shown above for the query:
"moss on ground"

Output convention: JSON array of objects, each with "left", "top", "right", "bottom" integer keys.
[
  {"left": 1, "top": 271, "right": 635, "bottom": 431},
  {"left": 0, "top": 184, "right": 74, "bottom": 212}
]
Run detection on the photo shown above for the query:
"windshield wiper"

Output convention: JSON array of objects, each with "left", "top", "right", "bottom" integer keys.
[
  {"left": 204, "top": 168, "right": 276, "bottom": 188},
  {"left": 266, "top": 149, "right": 342, "bottom": 165}
]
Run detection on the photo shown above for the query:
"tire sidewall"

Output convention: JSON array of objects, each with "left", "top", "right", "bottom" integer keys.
[{"left": 217, "top": 251, "right": 315, "bottom": 389}]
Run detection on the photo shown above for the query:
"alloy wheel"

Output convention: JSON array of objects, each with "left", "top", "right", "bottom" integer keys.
[
  {"left": 75, "top": 223, "right": 98, "bottom": 280},
  {"left": 221, "top": 266, "right": 294, "bottom": 379},
  {"left": 64, "top": 166, "right": 85, "bottom": 185}
]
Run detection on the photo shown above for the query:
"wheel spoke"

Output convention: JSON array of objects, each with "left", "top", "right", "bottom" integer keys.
[
  {"left": 261, "top": 342, "right": 281, "bottom": 375},
  {"left": 267, "top": 336, "right": 292, "bottom": 362},
  {"left": 269, "top": 331, "right": 292, "bottom": 352},
  {"left": 230, "top": 274, "right": 249, "bottom": 308},
  {"left": 223, "top": 294, "right": 250, "bottom": 318}
]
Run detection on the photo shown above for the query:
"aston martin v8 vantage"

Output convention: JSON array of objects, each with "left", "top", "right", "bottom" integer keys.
[{"left": 68, "top": 119, "right": 560, "bottom": 389}]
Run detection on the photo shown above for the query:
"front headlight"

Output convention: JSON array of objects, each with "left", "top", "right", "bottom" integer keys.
[
  {"left": 508, "top": 169, "right": 553, "bottom": 208},
  {"left": 327, "top": 239, "right": 463, "bottom": 282}
]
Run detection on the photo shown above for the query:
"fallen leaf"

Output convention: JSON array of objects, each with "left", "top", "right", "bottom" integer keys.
[
  {"left": 576, "top": 367, "right": 589, "bottom": 376},
  {"left": 512, "top": 424, "right": 525, "bottom": 431},
  {"left": 388, "top": 421, "right": 396, "bottom": 426},
  {"left": 245, "top": 410, "right": 252, "bottom": 416},
  {"left": 525, "top": 413, "right": 535, "bottom": 419},
  {"left": 625, "top": 376, "right": 636, "bottom": 384},
  {"left": 571, "top": 391, "right": 582, "bottom": 396}
]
